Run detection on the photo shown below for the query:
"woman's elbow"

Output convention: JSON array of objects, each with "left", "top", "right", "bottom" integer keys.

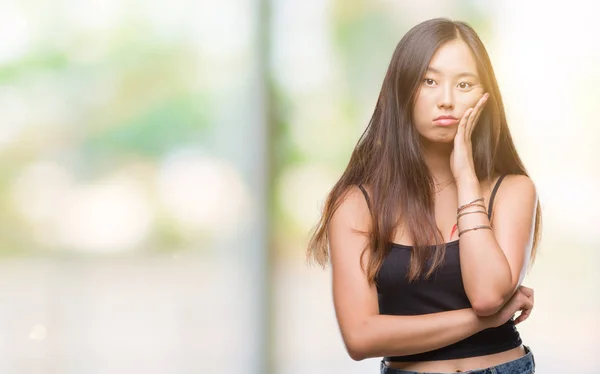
[
  {"left": 347, "top": 346, "right": 367, "bottom": 361},
  {"left": 344, "top": 336, "right": 369, "bottom": 361},
  {"left": 343, "top": 328, "right": 372, "bottom": 361},
  {"left": 471, "top": 297, "right": 504, "bottom": 317}
]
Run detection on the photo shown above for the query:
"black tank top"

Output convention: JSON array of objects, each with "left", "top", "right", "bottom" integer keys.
[{"left": 358, "top": 175, "right": 522, "bottom": 361}]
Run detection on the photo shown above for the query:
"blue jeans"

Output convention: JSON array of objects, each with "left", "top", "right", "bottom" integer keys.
[{"left": 380, "top": 346, "right": 535, "bottom": 374}]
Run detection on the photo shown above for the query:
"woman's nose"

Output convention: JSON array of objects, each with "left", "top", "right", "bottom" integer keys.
[{"left": 437, "top": 86, "right": 454, "bottom": 110}]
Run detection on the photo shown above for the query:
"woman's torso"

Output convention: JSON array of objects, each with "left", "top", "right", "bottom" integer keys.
[
  {"left": 372, "top": 175, "right": 528, "bottom": 372},
  {"left": 380, "top": 243, "right": 526, "bottom": 372},
  {"left": 376, "top": 238, "right": 523, "bottom": 365}
]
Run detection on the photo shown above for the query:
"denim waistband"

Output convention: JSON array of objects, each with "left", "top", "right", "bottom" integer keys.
[{"left": 380, "top": 345, "right": 535, "bottom": 374}]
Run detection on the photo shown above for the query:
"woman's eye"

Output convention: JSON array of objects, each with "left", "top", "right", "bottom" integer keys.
[
  {"left": 424, "top": 79, "right": 436, "bottom": 86},
  {"left": 458, "top": 82, "right": 473, "bottom": 89}
]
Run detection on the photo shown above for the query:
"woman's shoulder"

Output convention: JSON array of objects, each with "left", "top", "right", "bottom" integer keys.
[
  {"left": 483, "top": 174, "right": 537, "bottom": 216},
  {"left": 330, "top": 185, "right": 372, "bottom": 232},
  {"left": 336, "top": 184, "right": 372, "bottom": 214},
  {"left": 488, "top": 174, "right": 535, "bottom": 191},
  {"left": 491, "top": 174, "right": 537, "bottom": 200},
  {"left": 483, "top": 173, "right": 534, "bottom": 190}
]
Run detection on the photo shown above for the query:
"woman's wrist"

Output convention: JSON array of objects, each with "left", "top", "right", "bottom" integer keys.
[
  {"left": 456, "top": 174, "right": 481, "bottom": 205},
  {"left": 476, "top": 313, "right": 496, "bottom": 330},
  {"left": 455, "top": 173, "right": 479, "bottom": 188}
]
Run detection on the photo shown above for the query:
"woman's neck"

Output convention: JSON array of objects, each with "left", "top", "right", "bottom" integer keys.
[{"left": 421, "top": 140, "right": 454, "bottom": 182}]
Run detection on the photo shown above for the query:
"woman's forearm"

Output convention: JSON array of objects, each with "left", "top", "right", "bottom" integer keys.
[
  {"left": 345, "top": 308, "right": 492, "bottom": 360},
  {"left": 456, "top": 176, "right": 512, "bottom": 314}
]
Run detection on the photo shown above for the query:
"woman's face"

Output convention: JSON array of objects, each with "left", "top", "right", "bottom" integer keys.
[{"left": 412, "top": 39, "right": 485, "bottom": 145}]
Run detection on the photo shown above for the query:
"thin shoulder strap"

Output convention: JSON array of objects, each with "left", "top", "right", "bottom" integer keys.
[
  {"left": 357, "top": 184, "right": 372, "bottom": 211},
  {"left": 487, "top": 175, "right": 507, "bottom": 219}
]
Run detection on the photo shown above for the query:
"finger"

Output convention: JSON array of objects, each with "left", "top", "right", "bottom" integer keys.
[
  {"left": 460, "top": 107, "right": 474, "bottom": 126},
  {"left": 514, "top": 303, "right": 533, "bottom": 325},
  {"left": 514, "top": 312, "right": 523, "bottom": 324},
  {"left": 515, "top": 306, "right": 532, "bottom": 323},
  {"left": 461, "top": 108, "right": 475, "bottom": 142},
  {"left": 467, "top": 93, "right": 489, "bottom": 139},
  {"left": 466, "top": 93, "right": 488, "bottom": 138},
  {"left": 454, "top": 108, "right": 472, "bottom": 144},
  {"left": 514, "top": 310, "right": 529, "bottom": 325},
  {"left": 520, "top": 285, "right": 533, "bottom": 293},
  {"left": 515, "top": 297, "right": 534, "bottom": 324},
  {"left": 519, "top": 286, "right": 534, "bottom": 298},
  {"left": 523, "top": 295, "right": 534, "bottom": 310},
  {"left": 457, "top": 108, "right": 474, "bottom": 137},
  {"left": 471, "top": 93, "right": 488, "bottom": 120}
]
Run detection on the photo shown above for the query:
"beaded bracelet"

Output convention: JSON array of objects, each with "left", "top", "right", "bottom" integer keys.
[
  {"left": 457, "top": 210, "right": 487, "bottom": 219},
  {"left": 457, "top": 203, "right": 486, "bottom": 214},
  {"left": 458, "top": 224, "right": 492, "bottom": 237},
  {"left": 457, "top": 197, "right": 484, "bottom": 212}
]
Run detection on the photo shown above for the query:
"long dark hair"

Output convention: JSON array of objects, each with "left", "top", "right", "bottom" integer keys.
[{"left": 307, "top": 18, "right": 542, "bottom": 283}]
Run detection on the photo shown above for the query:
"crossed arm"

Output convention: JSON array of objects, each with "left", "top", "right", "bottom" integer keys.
[
  {"left": 456, "top": 174, "right": 538, "bottom": 316},
  {"left": 327, "top": 177, "right": 538, "bottom": 360}
]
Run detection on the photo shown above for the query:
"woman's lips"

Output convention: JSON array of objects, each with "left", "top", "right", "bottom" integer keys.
[{"left": 433, "top": 118, "right": 459, "bottom": 126}]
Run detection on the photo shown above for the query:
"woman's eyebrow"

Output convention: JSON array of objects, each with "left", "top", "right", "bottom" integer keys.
[{"left": 426, "top": 66, "right": 479, "bottom": 79}]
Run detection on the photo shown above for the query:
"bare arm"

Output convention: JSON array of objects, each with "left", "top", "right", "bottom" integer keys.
[
  {"left": 456, "top": 174, "right": 538, "bottom": 316},
  {"left": 329, "top": 186, "right": 494, "bottom": 361}
]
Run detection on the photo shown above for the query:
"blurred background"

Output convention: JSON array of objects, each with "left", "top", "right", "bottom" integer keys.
[{"left": 0, "top": 0, "right": 598, "bottom": 373}]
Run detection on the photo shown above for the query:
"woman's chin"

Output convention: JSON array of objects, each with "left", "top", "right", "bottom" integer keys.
[{"left": 421, "top": 134, "right": 455, "bottom": 146}]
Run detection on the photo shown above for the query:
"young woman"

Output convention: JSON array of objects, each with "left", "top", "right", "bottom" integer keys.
[{"left": 307, "top": 18, "right": 541, "bottom": 374}]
